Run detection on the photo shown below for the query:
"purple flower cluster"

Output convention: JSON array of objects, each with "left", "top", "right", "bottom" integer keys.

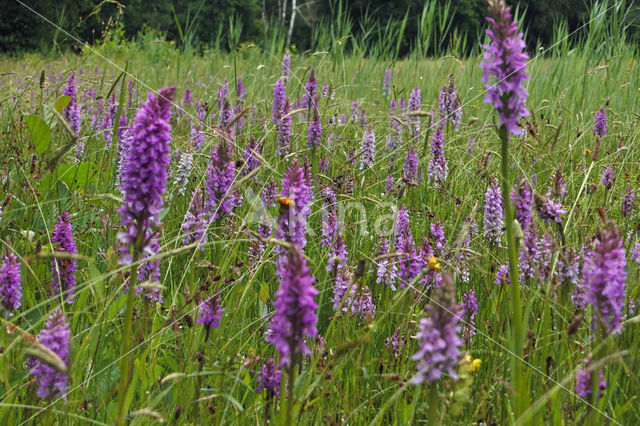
[
  {"left": 190, "top": 119, "right": 204, "bottom": 153},
  {"left": 350, "top": 101, "right": 359, "bottom": 122},
  {"left": 103, "top": 95, "right": 118, "bottom": 146},
  {"left": 456, "top": 216, "right": 476, "bottom": 283},
  {"left": 403, "top": 146, "right": 418, "bottom": 182},
  {"left": 412, "top": 274, "right": 462, "bottom": 384},
  {"left": 582, "top": 222, "right": 627, "bottom": 334},
  {"left": 385, "top": 174, "right": 395, "bottom": 192},
  {"left": 408, "top": 87, "right": 421, "bottom": 138},
  {"left": 63, "top": 72, "right": 77, "bottom": 106},
  {"left": 282, "top": 53, "right": 290, "bottom": 77},
  {"left": 483, "top": 179, "right": 504, "bottom": 245},
  {"left": 116, "top": 123, "right": 132, "bottom": 195},
  {"left": 249, "top": 219, "right": 273, "bottom": 263},
  {"left": 63, "top": 72, "right": 81, "bottom": 136},
  {"left": 277, "top": 99, "right": 292, "bottom": 156},
  {"left": 385, "top": 328, "right": 405, "bottom": 358},
  {"left": 538, "top": 232, "right": 553, "bottom": 281},
  {"left": 575, "top": 357, "right": 606, "bottom": 398},
  {"left": 376, "top": 234, "right": 398, "bottom": 290},
  {"left": 333, "top": 269, "right": 376, "bottom": 319},
  {"left": 320, "top": 187, "right": 338, "bottom": 248},
  {"left": 136, "top": 234, "right": 163, "bottom": 302},
  {"left": 267, "top": 246, "right": 318, "bottom": 366},
  {"left": 418, "top": 237, "right": 440, "bottom": 289},
  {"left": 0, "top": 253, "right": 22, "bottom": 312},
  {"left": 327, "top": 235, "right": 348, "bottom": 272},
  {"left": 308, "top": 107, "right": 322, "bottom": 149},
  {"left": 547, "top": 166, "right": 567, "bottom": 201},
  {"left": 461, "top": 289, "right": 478, "bottom": 345},
  {"left": 534, "top": 193, "right": 565, "bottom": 225},
  {"left": 519, "top": 224, "right": 539, "bottom": 282},
  {"left": 50, "top": 212, "right": 78, "bottom": 304},
  {"left": 30, "top": 308, "right": 70, "bottom": 399},
  {"left": 593, "top": 107, "right": 607, "bottom": 138},
  {"left": 511, "top": 178, "right": 533, "bottom": 231},
  {"left": 217, "top": 80, "right": 230, "bottom": 109},
  {"left": 118, "top": 87, "right": 174, "bottom": 264},
  {"left": 430, "top": 221, "right": 447, "bottom": 255},
  {"left": 205, "top": 139, "right": 242, "bottom": 220},
  {"left": 272, "top": 79, "right": 286, "bottom": 124},
  {"left": 394, "top": 206, "right": 420, "bottom": 287},
  {"left": 182, "top": 189, "right": 207, "bottom": 249},
  {"left": 262, "top": 180, "right": 278, "bottom": 208},
  {"left": 303, "top": 67, "right": 318, "bottom": 110},
  {"left": 621, "top": 187, "right": 634, "bottom": 217},
  {"left": 275, "top": 160, "right": 313, "bottom": 251},
  {"left": 321, "top": 83, "right": 330, "bottom": 98},
  {"left": 494, "top": 264, "right": 511, "bottom": 285},
  {"left": 438, "top": 77, "right": 462, "bottom": 130},
  {"left": 480, "top": 0, "right": 530, "bottom": 135},
  {"left": 394, "top": 205, "right": 411, "bottom": 249},
  {"left": 218, "top": 99, "right": 232, "bottom": 130},
  {"left": 383, "top": 68, "right": 392, "bottom": 96},
  {"left": 600, "top": 166, "right": 614, "bottom": 189},
  {"left": 182, "top": 88, "right": 193, "bottom": 107},
  {"left": 257, "top": 358, "right": 281, "bottom": 396},
  {"left": 242, "top": 136, "right": 262, "bottom": 175},
  {"left": 173, "top": 151, "right": 193, "bottom": 195},
  {"left": 427, "top": 121, "right": 448, "bottom": 184},
  {"left": 198, "top": 292, "right": 224, "bottom": 330},
  {"left": 360, "top": 125, "right": 375, "bottom": 169},
  {"left": 557, "top": 247, "right": 581, "bottom": 286},
  {"left": 236, "top": 77, "right": 246, "bottom": 100}
]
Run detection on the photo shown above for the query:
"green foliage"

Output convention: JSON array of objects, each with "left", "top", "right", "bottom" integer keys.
[
  {"left": 0, "top": 1, "right": 639, "bottom": 424},
  {"left": 3, "top": 0, "right": 640, "bottom": 57},
  {"left": 23, "top": 114, "right": 51, "bottom": 155},
  {"left": 0, "top": 35, "right": 639, "bottom": 422}
]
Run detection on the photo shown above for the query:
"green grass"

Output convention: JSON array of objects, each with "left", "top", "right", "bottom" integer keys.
[{"left": 0, "top": 17, "right": 639, "bottom": 424}]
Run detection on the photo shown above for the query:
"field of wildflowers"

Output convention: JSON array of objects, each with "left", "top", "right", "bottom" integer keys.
[{"left": 0, "top": 0, "right": 639, "bottom": 423}]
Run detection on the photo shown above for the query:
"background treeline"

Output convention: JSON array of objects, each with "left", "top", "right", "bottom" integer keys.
[{"left": 2, "top": 0, "right": 639, "bottom": 56}]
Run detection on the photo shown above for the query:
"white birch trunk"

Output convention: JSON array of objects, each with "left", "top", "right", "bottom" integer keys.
[{"left": 286, "top": 0, "right": 297, "bottom": 49}]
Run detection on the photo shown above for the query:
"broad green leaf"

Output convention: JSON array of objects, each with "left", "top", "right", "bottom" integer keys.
[
  {"left": 24, "top": 114, "right": 51, "bottom": 155},
  {"left": 54, "top": 95, "right": 71, "bottom": 112},
  {"left": 42, "top": 104, "right": 57, "bottom": 129},
  {"left": 56, "top": 162, "right": 96, "bottom": 190},
  {"left": 259, "top": 282, "right": 269, "bottom": 303}
]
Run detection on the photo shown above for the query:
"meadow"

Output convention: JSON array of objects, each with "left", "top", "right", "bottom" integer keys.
[{"left": 0, "top": 1, "right": 639, "bottom": 424}]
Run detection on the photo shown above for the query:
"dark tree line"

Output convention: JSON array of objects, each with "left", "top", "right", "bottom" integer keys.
[{"left": 1, "top": 0, "right": 638, "bottom": 55}]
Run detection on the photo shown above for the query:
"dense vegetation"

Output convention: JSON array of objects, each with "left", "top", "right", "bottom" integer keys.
[
  {"left": 0, "top": 0, "right": 639, "bottom": 424},
  {"left": 3, "top": 0, "right": 640, "bottom": 56}
]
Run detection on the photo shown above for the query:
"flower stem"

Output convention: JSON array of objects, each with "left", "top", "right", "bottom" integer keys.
[
  {"left": 285, "top": 357, "right": 298, "bottom": 425},
  {"left": 498, "top": 125, "right": 528, "bottom": 418},
  {"left": 2, "top": 324, "right": 9, "bottom": 392},
  {"left": 116, "top": 229, "right": 144, "bottom": 424}
]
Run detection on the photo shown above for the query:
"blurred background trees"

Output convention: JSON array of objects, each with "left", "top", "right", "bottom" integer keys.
[{"left": 1, "top": 0, "right": 638, "bottom": 55}]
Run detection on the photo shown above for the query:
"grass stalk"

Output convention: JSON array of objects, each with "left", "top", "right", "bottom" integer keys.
[{"left": 498, "top": 125, "right": 529, "bottom": 418}]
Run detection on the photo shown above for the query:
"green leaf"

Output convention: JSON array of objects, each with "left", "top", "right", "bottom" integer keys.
[
  {"left": 88, "top": 263, "right": 105, "bottom": 301},
  {"left": 54, "top": 95, "right": 71, "bottom": 112},
  {"left": 42, "top": 105, "right": 55, "bottom": 129},
  {"left": 56, "top": 162, "right": 96, "bottom": 190},
  {"left": 23, "top": 114, "right": 51, "bottom": 155},
  {"left": 259, "top": 282, "right": 269, "bottom": 304}
]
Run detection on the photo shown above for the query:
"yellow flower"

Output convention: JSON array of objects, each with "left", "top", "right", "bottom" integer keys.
[
  {"left": 471, "top": 358, "right": 482, "bottom": 372},
  {"left": 427, "top": 256, "right": 441, "bottom": 271}
]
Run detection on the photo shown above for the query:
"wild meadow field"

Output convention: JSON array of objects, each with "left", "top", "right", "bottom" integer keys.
[{"left": 0, "top": 1, "right": 639, "bottom": 424}]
